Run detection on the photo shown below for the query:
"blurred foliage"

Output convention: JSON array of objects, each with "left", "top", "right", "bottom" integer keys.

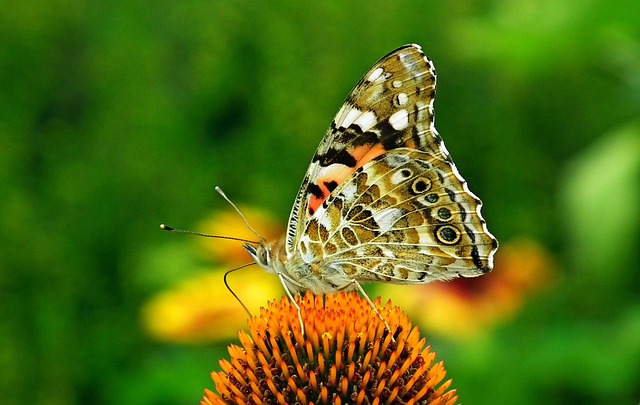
[{"left": 1, "top": 0, "right": 639, "bottom": 404}]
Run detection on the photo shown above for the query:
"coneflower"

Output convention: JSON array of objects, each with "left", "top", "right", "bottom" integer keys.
[{"left": 202, "top": 292, "right": 458, "bottom": 405}]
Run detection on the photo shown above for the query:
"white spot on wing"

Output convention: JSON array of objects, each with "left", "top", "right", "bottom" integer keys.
[
  {"left": 396, "top": 93, "right": 408, "bottom": 106},
  {"left": 373, "top": 208, "right": 403, "bottom": 232},
  {"left": 415, "top": 101, "right": 427, "bottom": 121},
  {"left": 389, "top": 109, "right": 409, "bottom": 130},
  {"left": 392, "top": 80, "right": 403, "bottom": 88},
  {"left": 352, "top": 111, "right": 377, "bottom": 131},
  {"left": 335, "top": 106, "right": 362, "bottom": 129},
  {"left": 317, "top": 208, "right": 333, "bottom": 229},
  {"left": 390, "top": 169, "right": 409, "bottom": 184},
  {"left": 367, "top": 67, "right": 384, "bottom": 82}
]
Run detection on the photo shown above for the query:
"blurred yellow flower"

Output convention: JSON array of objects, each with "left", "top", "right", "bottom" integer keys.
[
  {"left": 381, "top": 238, "right": 556, "bottom": 340},
  {"left": 196, "top": 206, "right": 283, "bottom": 266},
  {"left": 142, "top": 268, "right": 282, "bottom": 343},
  {"left": 142, "top": 207, "right": 284, "bottom": 343},
  {"left": 202, "top": 292, "right": 459, "bottom": 405}
]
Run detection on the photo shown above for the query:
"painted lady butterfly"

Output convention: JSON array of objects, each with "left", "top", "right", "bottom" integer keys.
[{"left": 243, "top": 44, "right": 498, "bottom": 330}]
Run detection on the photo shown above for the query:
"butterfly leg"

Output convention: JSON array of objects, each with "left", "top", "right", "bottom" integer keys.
[
  {"left": 338, "top": 279, "right": 394, "bottom": 340},
  {"left": 276, "top": 272, "right": 307, "bottom": 336}
]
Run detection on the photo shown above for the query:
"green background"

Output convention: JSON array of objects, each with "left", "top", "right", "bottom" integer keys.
[{"left": 2, "top": 1, "right": 639, "bottom": 404}]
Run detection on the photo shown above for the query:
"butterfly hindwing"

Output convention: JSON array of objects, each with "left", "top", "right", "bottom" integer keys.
[{"left": 299, "top": 147, "right": 497, "bottom": 284}]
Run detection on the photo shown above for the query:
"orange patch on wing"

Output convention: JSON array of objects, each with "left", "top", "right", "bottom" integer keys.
[
  {"left": 306, "top": 144, "right": 387, "bottom": 218},
  {"left": 351, "top": 143, "right": 386, "bottom": 170}
]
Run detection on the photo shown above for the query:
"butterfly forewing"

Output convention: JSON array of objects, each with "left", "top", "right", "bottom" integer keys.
[{"left": 286, "top": 44, "right": 448, "bottom": 256}]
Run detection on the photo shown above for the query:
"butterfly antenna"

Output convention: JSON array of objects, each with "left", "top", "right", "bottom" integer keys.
[
  {"left": 215, "top": 186, "right": 265, "bottom": 243},
  {"left": 224, "top": 262, "right": 256, "bottom": 318},
  {"left": 159, "top": 224, "right": 258, "bottom": 244}
]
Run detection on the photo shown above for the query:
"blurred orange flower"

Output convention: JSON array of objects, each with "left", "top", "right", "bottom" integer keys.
[
  {"left": 381, "top": 238, "right": 556, "bottom": 340},
  {"left": 203, "top": 292, "right": 459, "bottom": 405}
]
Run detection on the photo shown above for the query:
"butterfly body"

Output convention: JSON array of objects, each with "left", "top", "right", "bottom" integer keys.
[
  {"left": 245, "top": 44, "right": 498, "bottom": 299},
  {"left": 247, "top": 239, "right": 353, "bottom": 295}
]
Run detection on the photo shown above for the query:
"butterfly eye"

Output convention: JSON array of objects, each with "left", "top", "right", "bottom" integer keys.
[{"left": 259, "top": 247, "right": 270, "bottom": 266}]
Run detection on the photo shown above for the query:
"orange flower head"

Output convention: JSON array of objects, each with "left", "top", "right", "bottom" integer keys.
[{"left": 202, "top": 292, "right": 458, "bottom": 405}]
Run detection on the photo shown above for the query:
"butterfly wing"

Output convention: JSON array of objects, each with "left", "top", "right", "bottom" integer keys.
[
  {"left": 285, "top": 44, "right": 497, "bottom": 285},
  {"left": 285, "top": 44, "right": 446, "bottom": 256}
]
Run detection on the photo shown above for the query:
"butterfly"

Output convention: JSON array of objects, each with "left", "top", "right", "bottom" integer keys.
[{"left": 243, "top": 44, "right": 498, "bottom": 331}]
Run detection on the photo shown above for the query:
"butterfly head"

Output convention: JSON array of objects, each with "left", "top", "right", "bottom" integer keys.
[{"left": 244, "top": 242, "right": 277, "bottom": 274}]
